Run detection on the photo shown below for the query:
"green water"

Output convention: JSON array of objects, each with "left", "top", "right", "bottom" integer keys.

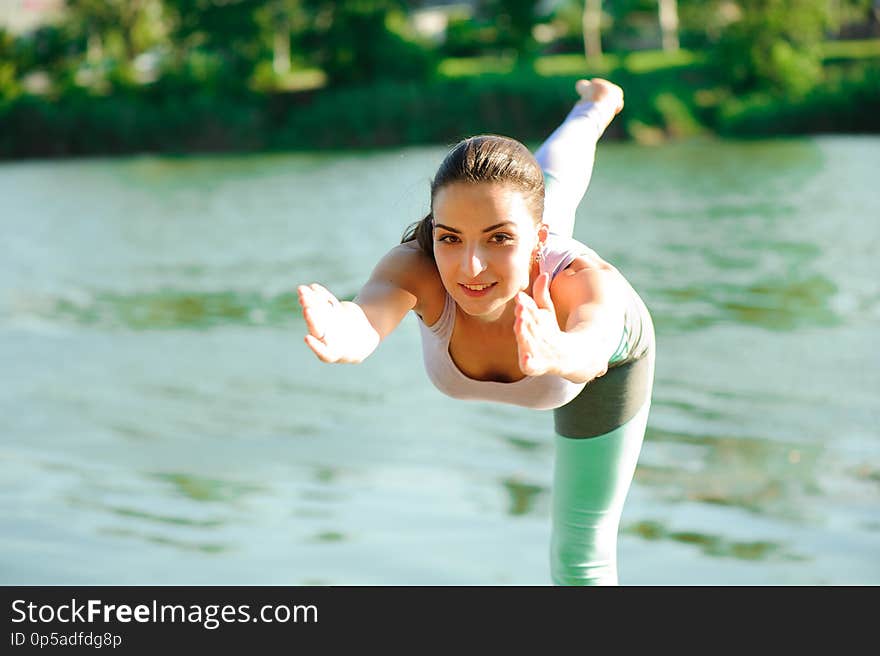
[{"left": 2, "top": 136, "right": 878, "bottom": 584}]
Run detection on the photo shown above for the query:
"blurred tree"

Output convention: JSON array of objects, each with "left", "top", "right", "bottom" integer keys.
[
  {"left": 442, "top": 14, "right": 501, "bottom": 57},
  {"left": 827, "top": 0, "right": 874, "bottom": 36},
  {"left": 480, "top": 0, "right": 542, "bottom": 59},
  {"left": 583, "top": 0, "right": 602, "bottom": 58},
  {"left": 163, "top": 0, "right": 263, "bottom": 89},
  {"left": 604, "top": 0, "right": 656, "bottom": 51},
  {"left": 677, "top": 0, "right": 733, "bottom": 48},
  {"left": 534, "top": 0, "right": 591, "bottom": 55},
  {"left": 64, "top": 0, "right": 167, "bottom": 67},
  {"left": 714, "top": 0, "right": 830, "bottom": 97},
  {"left": 658, "top": 0, "right": 679, "bottom": 51},
  {"left": 10, "top": 23, "right": 81, "bottom": 80},
  {"left": 0, "top": 28, "right": 20, "bottom": 100},
  {"left": 301, "top": 0, "right": 434, "bottom": 86},
  {"left": 605, "top": 0, "right": 680, "bottom": 52},
  {"left": 254, "top": 0, "right": 308, "bottom": 76}
]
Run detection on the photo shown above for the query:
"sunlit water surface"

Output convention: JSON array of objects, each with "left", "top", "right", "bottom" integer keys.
[{"left": 1, "top": 136, "right": 877, "bottom": 584}]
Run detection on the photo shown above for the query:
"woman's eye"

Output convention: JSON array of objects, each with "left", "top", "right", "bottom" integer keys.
[{"left": 436, "top": 233, "right": 512, "bottom": 244}]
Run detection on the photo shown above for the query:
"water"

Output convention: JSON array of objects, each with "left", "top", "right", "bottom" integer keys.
[{"left": 1, "top": 136, "right": 878, "bottom": 585}]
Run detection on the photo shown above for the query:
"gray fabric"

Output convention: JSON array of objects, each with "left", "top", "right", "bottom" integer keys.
[{"left": 553, "top": 346, "right": 655, "bottom": 439}]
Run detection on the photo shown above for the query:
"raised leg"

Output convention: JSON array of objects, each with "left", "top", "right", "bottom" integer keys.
[{"left": 534, "top": 80, "right": 623, "bottom": 239}]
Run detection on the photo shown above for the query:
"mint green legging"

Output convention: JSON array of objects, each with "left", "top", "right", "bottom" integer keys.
[{"left": 550, "top": 399, "right": 651, "bottom": 585}]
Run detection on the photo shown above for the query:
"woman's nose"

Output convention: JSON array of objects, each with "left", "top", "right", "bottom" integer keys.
[{"left": 462, "top": 248, "right": 487, "bottom": 278}]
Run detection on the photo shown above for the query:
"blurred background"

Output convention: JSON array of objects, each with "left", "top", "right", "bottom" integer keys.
[
  {"left": 1, "top": 0, "right": 879, "bottom": 152},
  {"left": 1, "top": 1, "right": 878, "bottom": 585}
]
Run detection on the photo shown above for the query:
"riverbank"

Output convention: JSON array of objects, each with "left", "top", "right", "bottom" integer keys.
[{"left": 2, "top": 43, "right": 878, "bottom": 159}]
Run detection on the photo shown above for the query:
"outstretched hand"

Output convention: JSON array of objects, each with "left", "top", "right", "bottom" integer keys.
[
  {"left": 297, "top": 283, "right": 364, "bottom": 363},
  {"left": 513, "top": 272, "right": 566, "bottom": 377}
]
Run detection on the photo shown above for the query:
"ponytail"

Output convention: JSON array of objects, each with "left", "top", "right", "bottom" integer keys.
[{"left": 401, "top": 212, "right": 434, "bottom": 259}]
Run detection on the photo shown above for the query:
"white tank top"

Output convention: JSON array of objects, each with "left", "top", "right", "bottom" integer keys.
[
  {"left": 416, "top": 234, "right": 653, "bottom": 410},
  {"left": 416, "top": 233, "right": 590, "bottom": 410}
]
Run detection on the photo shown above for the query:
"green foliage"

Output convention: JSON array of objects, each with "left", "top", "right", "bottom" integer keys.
[
  {"left": 821, "top": 38, "right": 880, "bottom": 62},
  {"left": 542, "top": 0, "right": 589, "bottom": 54},
  {"left": 64, "top": 0, "right": 167, "bottom": 63},
  {"left": 533, "top": 53, "right": 612, "bottom": 76},
  {"left": 713, "top": 0, "right": 830, "bottom": 97},
  {"left": 603, "top": 0, "right": 660, "bottom": 51},
  {"left": 480, "top": 0, "right": 542, "bottom": 59},
  {"left": 718, "top": 62, "right": 880, "bottom": 135},
  {"left": 438, "top": 54, "right": 523, "bottom": 78},
  {"left": 306, "top": 2, "right": 435, "bottom": 86},
  {"left": 0, "top": 86, "right": 266, "bottom": 158},
  {"left": 2, "top": 0, "right": 880, "bottom": 158},
  {"left": 0, "top": 29, "right": 20, "bottom": 101},
  {"left": 623, "top": 48, "right": 704, "bottom": 73},
  {"left": 12, "top": 24, "right": 83, "bottom": 78},
  {"left": 674, "top": 0, "right": 738, "bottom": 49},
  {"left": 652, "top": 92, "right": 704, "bottom": 137},
  {"left": 272, "top": 74, "right": 576, "bottom": 148},
  {"left": 828, "top": 0, "right": 875, "bottom": 33},
  {"left": 442, "top": 17, "right": 505, "bottom": 58},
  {"left": 3, "top": 46, "right": 879, "bottom": 159},
  {"left": 163, "top": 0, "right": 263, "bottom": 84},
  {"left": 148, "top": 47, "right": 268, "bottom": 101}
]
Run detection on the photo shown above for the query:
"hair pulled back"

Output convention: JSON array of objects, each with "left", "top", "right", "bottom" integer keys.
[{"left": 401, "top": 135, "right": 545, "bottom": 258}]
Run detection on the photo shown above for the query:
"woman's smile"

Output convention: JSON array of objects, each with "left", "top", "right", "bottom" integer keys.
[{"left": 459, "top": 281, "right": 498, "bottom": 297}]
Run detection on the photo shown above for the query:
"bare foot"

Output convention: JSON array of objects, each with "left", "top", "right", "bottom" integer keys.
[{"left": 575, "top": 78, "right": 624, "bottom": 116}]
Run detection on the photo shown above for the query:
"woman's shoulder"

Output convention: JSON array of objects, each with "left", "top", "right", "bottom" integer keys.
[
  {"left": 383, "top": 241, "right": 440, "bottom": 281},
  {"left": 380, "top": 241, "right": 446, "bottom": 321}
]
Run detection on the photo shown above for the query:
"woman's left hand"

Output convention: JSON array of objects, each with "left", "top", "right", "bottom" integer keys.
[{"left": 514, "top": 272, "right": 566, "bottom": 377}]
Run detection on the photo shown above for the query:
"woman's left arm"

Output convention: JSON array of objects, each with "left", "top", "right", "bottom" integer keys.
[{"left": 514, "top": 260, "right": 624, "bottom": 384}]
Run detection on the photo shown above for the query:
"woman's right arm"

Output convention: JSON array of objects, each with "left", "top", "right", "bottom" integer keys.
[{"left": 297, "top": 242, "right": 433, "bottom": 364}]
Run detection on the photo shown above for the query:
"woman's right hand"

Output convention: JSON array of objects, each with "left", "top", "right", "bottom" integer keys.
[{"left": 297, "top": 283, "right": 377, "bottom": 363}]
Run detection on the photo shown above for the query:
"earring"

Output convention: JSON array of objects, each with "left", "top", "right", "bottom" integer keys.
[{"left": 534, "top": 245, "right": 546, "bottom": 262}]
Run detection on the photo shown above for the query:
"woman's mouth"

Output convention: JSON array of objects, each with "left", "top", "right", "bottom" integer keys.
[{"left": 458, "top": 282, "right": 497, "bottom": 297}]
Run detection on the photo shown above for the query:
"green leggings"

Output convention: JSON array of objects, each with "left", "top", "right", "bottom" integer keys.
[
  {"left": 548, "top": 344, "right": 654, "bottom": 585},
  {"left": 550, "top": 400, "right": 650, "bottom": 585}
]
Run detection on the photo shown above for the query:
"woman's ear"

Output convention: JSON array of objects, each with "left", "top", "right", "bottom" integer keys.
[
  {"left": 537, "top": 222, "right": 549, "bottom": 247},
  {"left": 531, "top": 222, "right": 550, "bottom": 263}
]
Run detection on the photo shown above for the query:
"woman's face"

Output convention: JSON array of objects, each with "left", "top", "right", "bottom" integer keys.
[{"left": 432, "top": 182, "right": 545, "bottom": 322}]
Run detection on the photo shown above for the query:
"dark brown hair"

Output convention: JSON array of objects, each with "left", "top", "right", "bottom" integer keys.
[{"left": 401, "top": 135, "right": 545, "bottom": 258}]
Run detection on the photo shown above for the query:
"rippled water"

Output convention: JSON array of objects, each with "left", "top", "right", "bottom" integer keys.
[{"left": 2, "top": 136, "right": 878, "bottom": 585}]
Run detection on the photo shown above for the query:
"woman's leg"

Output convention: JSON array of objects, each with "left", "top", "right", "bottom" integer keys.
[
  {"left": 540, "top": 79, "right": 636, "bottom": 585},
  {"left": 535, "top": 80, "right": 622, "bottom": 239},
  {"left": 550, "top": 399, "right": 650, "bottom": 585}
]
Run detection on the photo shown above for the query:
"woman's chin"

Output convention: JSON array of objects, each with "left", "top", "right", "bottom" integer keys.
[{"left": 453, "top": 292, "right": 513, "bottom": 320}]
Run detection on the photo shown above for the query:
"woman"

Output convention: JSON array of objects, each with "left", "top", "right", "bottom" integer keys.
[{"left": 297, "top": 79, "right": 655, "bottom": 585}]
